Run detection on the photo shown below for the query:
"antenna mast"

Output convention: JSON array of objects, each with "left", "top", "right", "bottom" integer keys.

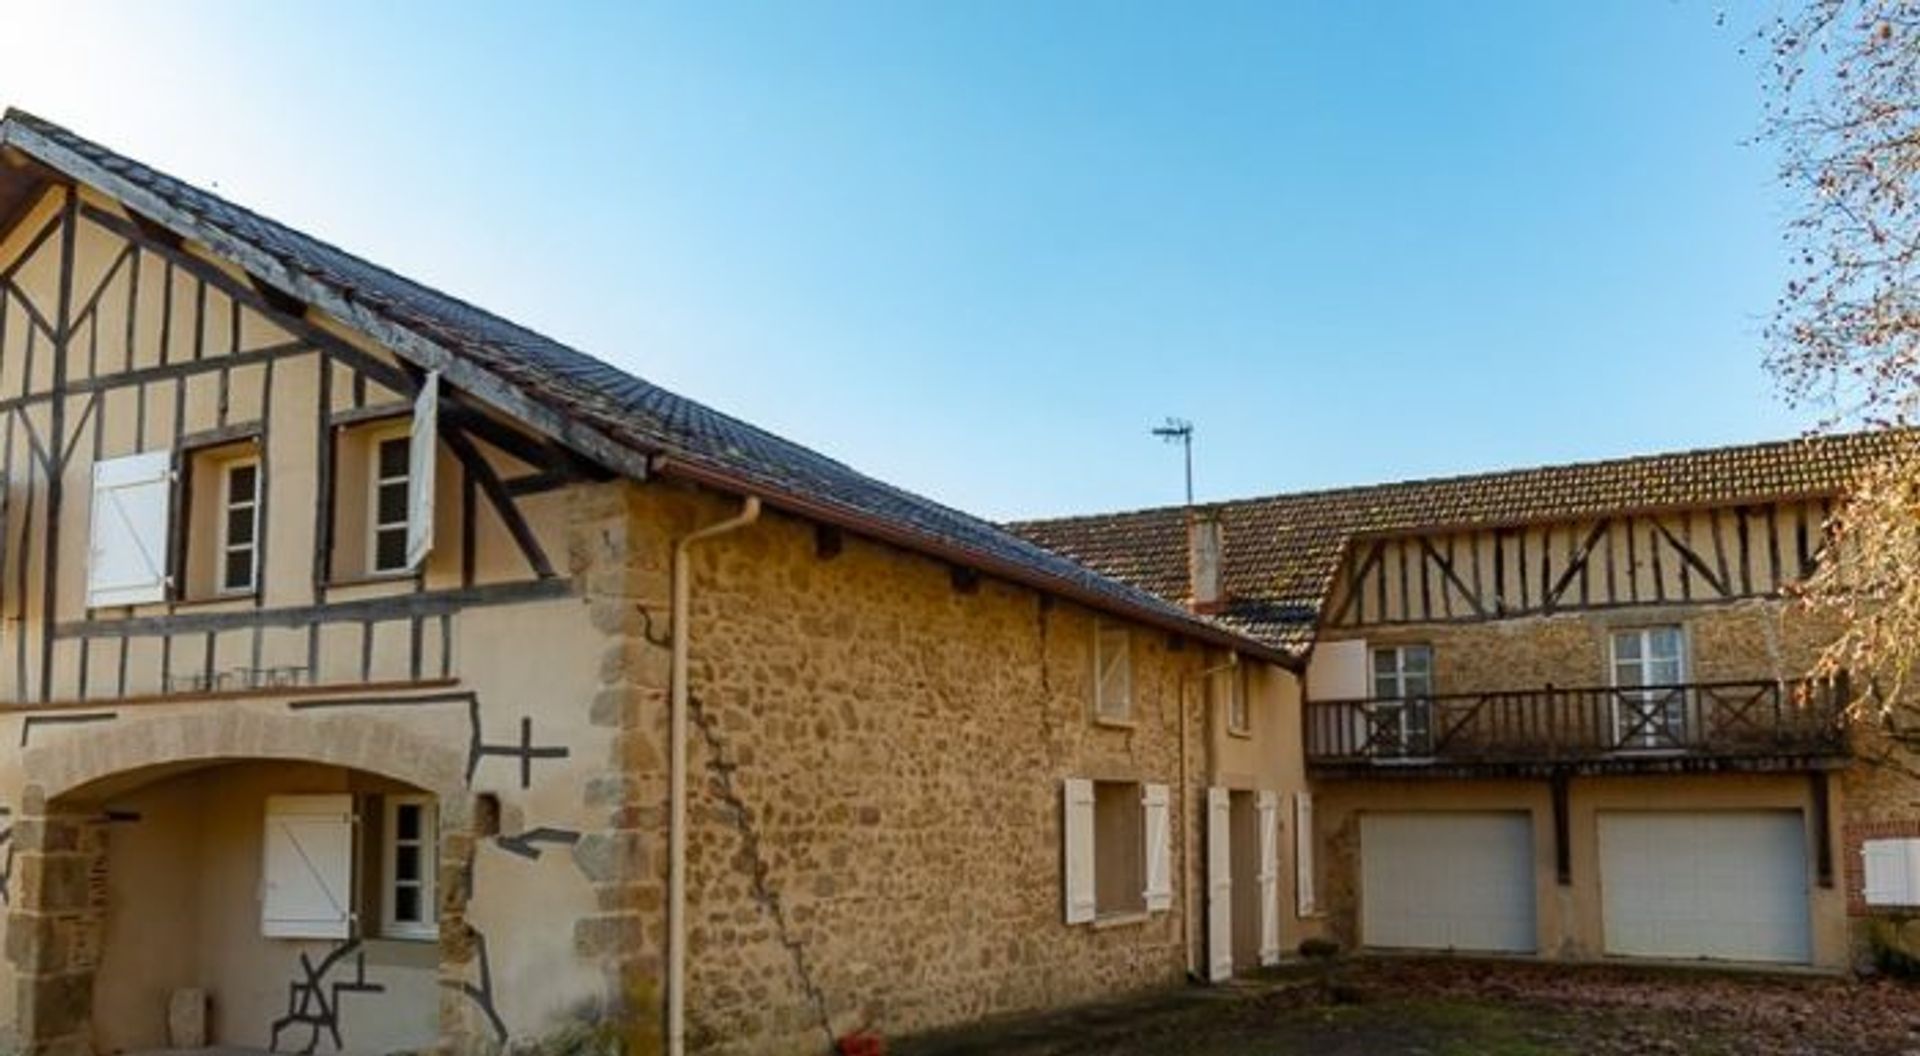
[{"left": 1151, "top": 418, "right": 1194, "bottom": 507}]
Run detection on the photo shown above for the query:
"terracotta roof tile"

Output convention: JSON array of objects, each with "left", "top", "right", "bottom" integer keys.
[{"left": 1010, "top": 430, "right": 1914, "bottom": 655}]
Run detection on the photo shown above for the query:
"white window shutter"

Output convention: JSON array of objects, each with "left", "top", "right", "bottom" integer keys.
[
  {"left": 404, "top": 371, "right": 439, "bottom": 571},
  {"left": 262, "top": 795, "right": 356, "bottom": 939},
  {"left": 1257, "top": 790, "right": 1281, "bottom": 966},
  {"left": 87, "top": 450, "right": 174, "bottom": 607},
  {"left": 1295, "top": 791, "right": 1316, "bottom": 916},
  {"left": 1142, "top": 784, "right": 1172, "bottom": 912},
  {"left": 1207, "top": 786, "right": 1233, "bottom": 982},
  {"left": 1062, "top": 779, "right": 1096, "bottom": 925},
  {"left": 1863, "top": 838, "right": 1920, "bottom": 907}
]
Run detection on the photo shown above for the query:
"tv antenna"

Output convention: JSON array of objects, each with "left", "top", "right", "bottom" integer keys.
[{"left": 1152, "top": 417, "right": 1194, "bottom": 507}]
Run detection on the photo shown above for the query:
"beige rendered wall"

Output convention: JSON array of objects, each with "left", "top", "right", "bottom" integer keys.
[
  {"left": 1314, "top": 772, "right": 1848, "bottom": 970},
  {"left": 92, "top": 762, "right": 440, "bottom": 1055}
]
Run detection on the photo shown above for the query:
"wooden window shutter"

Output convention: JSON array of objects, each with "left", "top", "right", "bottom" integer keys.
[
  {"left": 1062, "top": 779, "right": 1096, "bottom": 924},
  {"left": 1257, "top": 789, "right": 1282, "bottom": 965},
  {"left": 262, "top": 794, "right": 356, "bottom": 939},
  {"left": 87, "top": 450, "right": 174, "bottom": 607},
  {"left": 1863, "top": 838, "right": 1920, "bottom": 906},
  {"left": 1295, "top": 791, "right": 1317, "bottom": 916},
  {"left": 404, "top": 372, "right": 439, "bottom": 571},
  {"left": 1206, "top": 786, "right": 1233, "bottom": 982},
  {"left": 1142, "top": 783, "right": 1172, "bottom": 912},
  {"left": 1095, "top": 623, "right": 1133, "bottom": 720}
]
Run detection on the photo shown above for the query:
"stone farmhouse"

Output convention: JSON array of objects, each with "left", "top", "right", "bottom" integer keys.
[
  {"left": 0, "top": 107, "right": 1917, "bottom": 1056},
  {"left": 0, "top": 111, "right": 1312, "bottom": 1056},
  {"left": 1015, "top": 430, "right": 1920, "bottom": 974}
]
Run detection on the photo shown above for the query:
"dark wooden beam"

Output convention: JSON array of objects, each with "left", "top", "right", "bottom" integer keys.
[
  {"left": 1550, "top": 770, "right": 1571, "bottom": 886},
  {"left": 950, "top": 566, "right": 981, "bottom": 594},
  {"left": 443, "top": 426, "right": 556, "bottom": 580}
]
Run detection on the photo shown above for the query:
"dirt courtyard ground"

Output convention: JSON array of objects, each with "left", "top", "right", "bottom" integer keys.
[{"left": 897, "top": 959, "right": 1920, "bottom": 1056}]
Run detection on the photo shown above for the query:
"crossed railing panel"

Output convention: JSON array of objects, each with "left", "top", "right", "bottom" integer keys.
[{"left": 1306, "top": 678, "right": 1847, "bottom": 764}]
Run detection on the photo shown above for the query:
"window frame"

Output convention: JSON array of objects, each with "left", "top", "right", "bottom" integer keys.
[
  {"left": 1368, "top": 644, "right": 1434, "bottom": 757},
  {"left": 215, "top": 455, "right": 262, "bottom": 596},
  {"left": 379, "top": 794, "right": 438, "bottom": 941},
  {"left": 1225, "top": 665, "right": 1252, "bottom": 737},
  {"left": 366, "top": 425, "right": 414, "bottom": 577},
  {"left": 1093, "top": 621, "right": 1134, "bottom": 725},
  {"left": 1608, "top": 625, "right": 1689, "bottom": 750}
]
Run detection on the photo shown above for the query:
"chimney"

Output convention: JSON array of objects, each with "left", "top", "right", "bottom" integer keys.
[{"left": 1187, "top": 508, "right": 1225, "bottom": 613}]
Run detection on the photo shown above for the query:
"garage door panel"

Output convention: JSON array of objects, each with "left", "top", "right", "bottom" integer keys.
[
  {"left": 1598, "top": 811, "right": 1810, "bottom": 965},
  {"left": 1361, "top": 812, "right": 1536, "bottom": 954}
]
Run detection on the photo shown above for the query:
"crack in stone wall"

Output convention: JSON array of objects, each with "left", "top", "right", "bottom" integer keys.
[{"left": 686, "top": 693, "right": 837, "bottom": 1051}]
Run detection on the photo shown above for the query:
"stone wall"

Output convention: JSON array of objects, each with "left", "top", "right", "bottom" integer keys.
[{"left": 603, "top": 481, "right": 1306, "bottom": 1055}]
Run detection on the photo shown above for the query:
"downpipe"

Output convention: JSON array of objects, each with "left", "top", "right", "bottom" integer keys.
[
  {"left": 668, "top": 496, "right": 762, "bottom": 1056},
  {"left": 1181, "top": 650, "right": 1240, "bottom": 983}
]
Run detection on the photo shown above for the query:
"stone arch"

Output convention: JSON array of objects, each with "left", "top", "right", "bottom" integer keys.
[
  {"left": 22, "top": 708, "right": 469, "bottom": 806},
  {"left": 10, "top": 709, "right": 475, "bottom": 1055}
]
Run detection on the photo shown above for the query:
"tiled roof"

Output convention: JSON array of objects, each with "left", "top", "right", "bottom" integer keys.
[
  {"left": 1010, "top": 430, "right": 1916, "bottom": 654},
  {"left": 0, "top": 110, "right": 1288, "bottom": 662}
]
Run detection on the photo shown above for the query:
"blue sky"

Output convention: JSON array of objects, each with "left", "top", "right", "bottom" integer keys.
[{"left": 0, "top": 2, "right": 1800, "bottom": 519}]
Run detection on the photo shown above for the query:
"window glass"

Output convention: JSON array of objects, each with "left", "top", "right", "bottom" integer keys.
[
  {"left": 371, "top": 436, "right": 412, "bottom": 574},
  {"left": 383, "top": 797, "right": 436, "bottom": 938},
  {"left": 219, "top": 459, "right": 260, "bottom": 593}
]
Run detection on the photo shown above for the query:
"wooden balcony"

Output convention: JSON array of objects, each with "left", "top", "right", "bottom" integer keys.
[{"left": 1305, "top": 678, "right": 1850, "bottom": 778}]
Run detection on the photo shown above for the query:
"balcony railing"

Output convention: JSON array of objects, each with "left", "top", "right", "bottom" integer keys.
[{"left": 1305, "top": 678, "right": 1849, "bottom": 768}]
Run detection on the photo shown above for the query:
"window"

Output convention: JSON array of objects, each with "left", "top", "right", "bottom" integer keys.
[
  {"left": 177, "top": 440, "right": 265, "bottom": 601},
  {"left": 1863, "top": 838, "right": 1920, "bottom": 907},
  {"left": 1062, "top": 778, "right": 1171, "bottom": 924},
  {"left": 259, "top": 793, "right": 438, "bottom": 942},
  {"left": 1610, "top": 626, "right": 1687, "bottom": 749},
  {"left": 218, "top": 458, "right": 261, "bottom": 594},
  {"left": 1225, "top": 666, "right": 1251, "bottom": 735},
  {"left": 381, "top": 795, "right": 438, "bottom": 939},
  {"left": 370, "top": 433, "right": 412, "bottom": 575},
  {"left": 1094, "top": 622, "right": 1133, "bottom": 723},
  {"left": 1369, "top": 645, "right": 1433, "bottom": 756}
]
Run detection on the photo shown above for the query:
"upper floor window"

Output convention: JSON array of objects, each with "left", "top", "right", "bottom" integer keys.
[
  {"left": 1370, "top": 645, "right": 1433, "bottom": 757},
  {"left": 1371, "top": 645, "right": 1432, "bottom": 699},
  {"left": 1094, "top": 621, "right": 1133, "bottom": 724},
  {"left": 370, "top": 432, "right": 412, "bottom": 575},
  {"left": 218, "top": 457, "right": 261, "bottom": 594},
  {"left": 1225, "top": 665, "right": 1251, "bottom": 735},
  {"left": 1610, "top": 626, "right": 1687, "bottom": 749}
]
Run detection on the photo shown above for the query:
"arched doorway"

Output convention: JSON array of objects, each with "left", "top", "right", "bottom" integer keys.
[{"left": 8, "top": 711, "right": 475, "bottom": 1055}]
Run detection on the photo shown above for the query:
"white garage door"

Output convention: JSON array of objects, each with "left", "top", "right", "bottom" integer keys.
[
  {"left": 1361, "top": 812, "right": 1537, "bottom": 953},
  {"left": 1598, "top": 811, "right": 1810, "bottom": 964}
]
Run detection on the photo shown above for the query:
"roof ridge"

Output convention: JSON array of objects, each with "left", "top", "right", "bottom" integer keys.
[{"left": 1011, "top": 428, "right": 1906, "bottom": 528}]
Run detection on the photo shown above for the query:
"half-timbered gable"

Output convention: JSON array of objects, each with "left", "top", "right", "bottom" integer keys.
[
  {"left": 1320, "top": 499, "right": 1833, "bottom": 629},
  {"left": 0, "top": 183, "right": 585, "bottom": 712}
]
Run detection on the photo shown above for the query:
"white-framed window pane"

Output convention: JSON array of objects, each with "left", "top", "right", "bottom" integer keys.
[
  {"left": 382, "top": 795, "right": 437, "bottom": 938},
  {"left": 1613, "top": 632, "right": 1642, "bottom": 662},
  {"left": 219, "top": 459, "right": 260, "bottom": 593},
  {"left": 1402, "top": 645, "right": 1432, "bottom": 674},
  {"left": 370, "top": 436, "right": 412, "bottom": 574}
]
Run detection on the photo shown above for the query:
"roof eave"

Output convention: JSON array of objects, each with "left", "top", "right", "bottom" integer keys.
[
  {"left": 0, "top": 115, "right": 656, "bottom": 487},
  {"left": 651, "top": 454, "right": 1302, "bottom": 670}
]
